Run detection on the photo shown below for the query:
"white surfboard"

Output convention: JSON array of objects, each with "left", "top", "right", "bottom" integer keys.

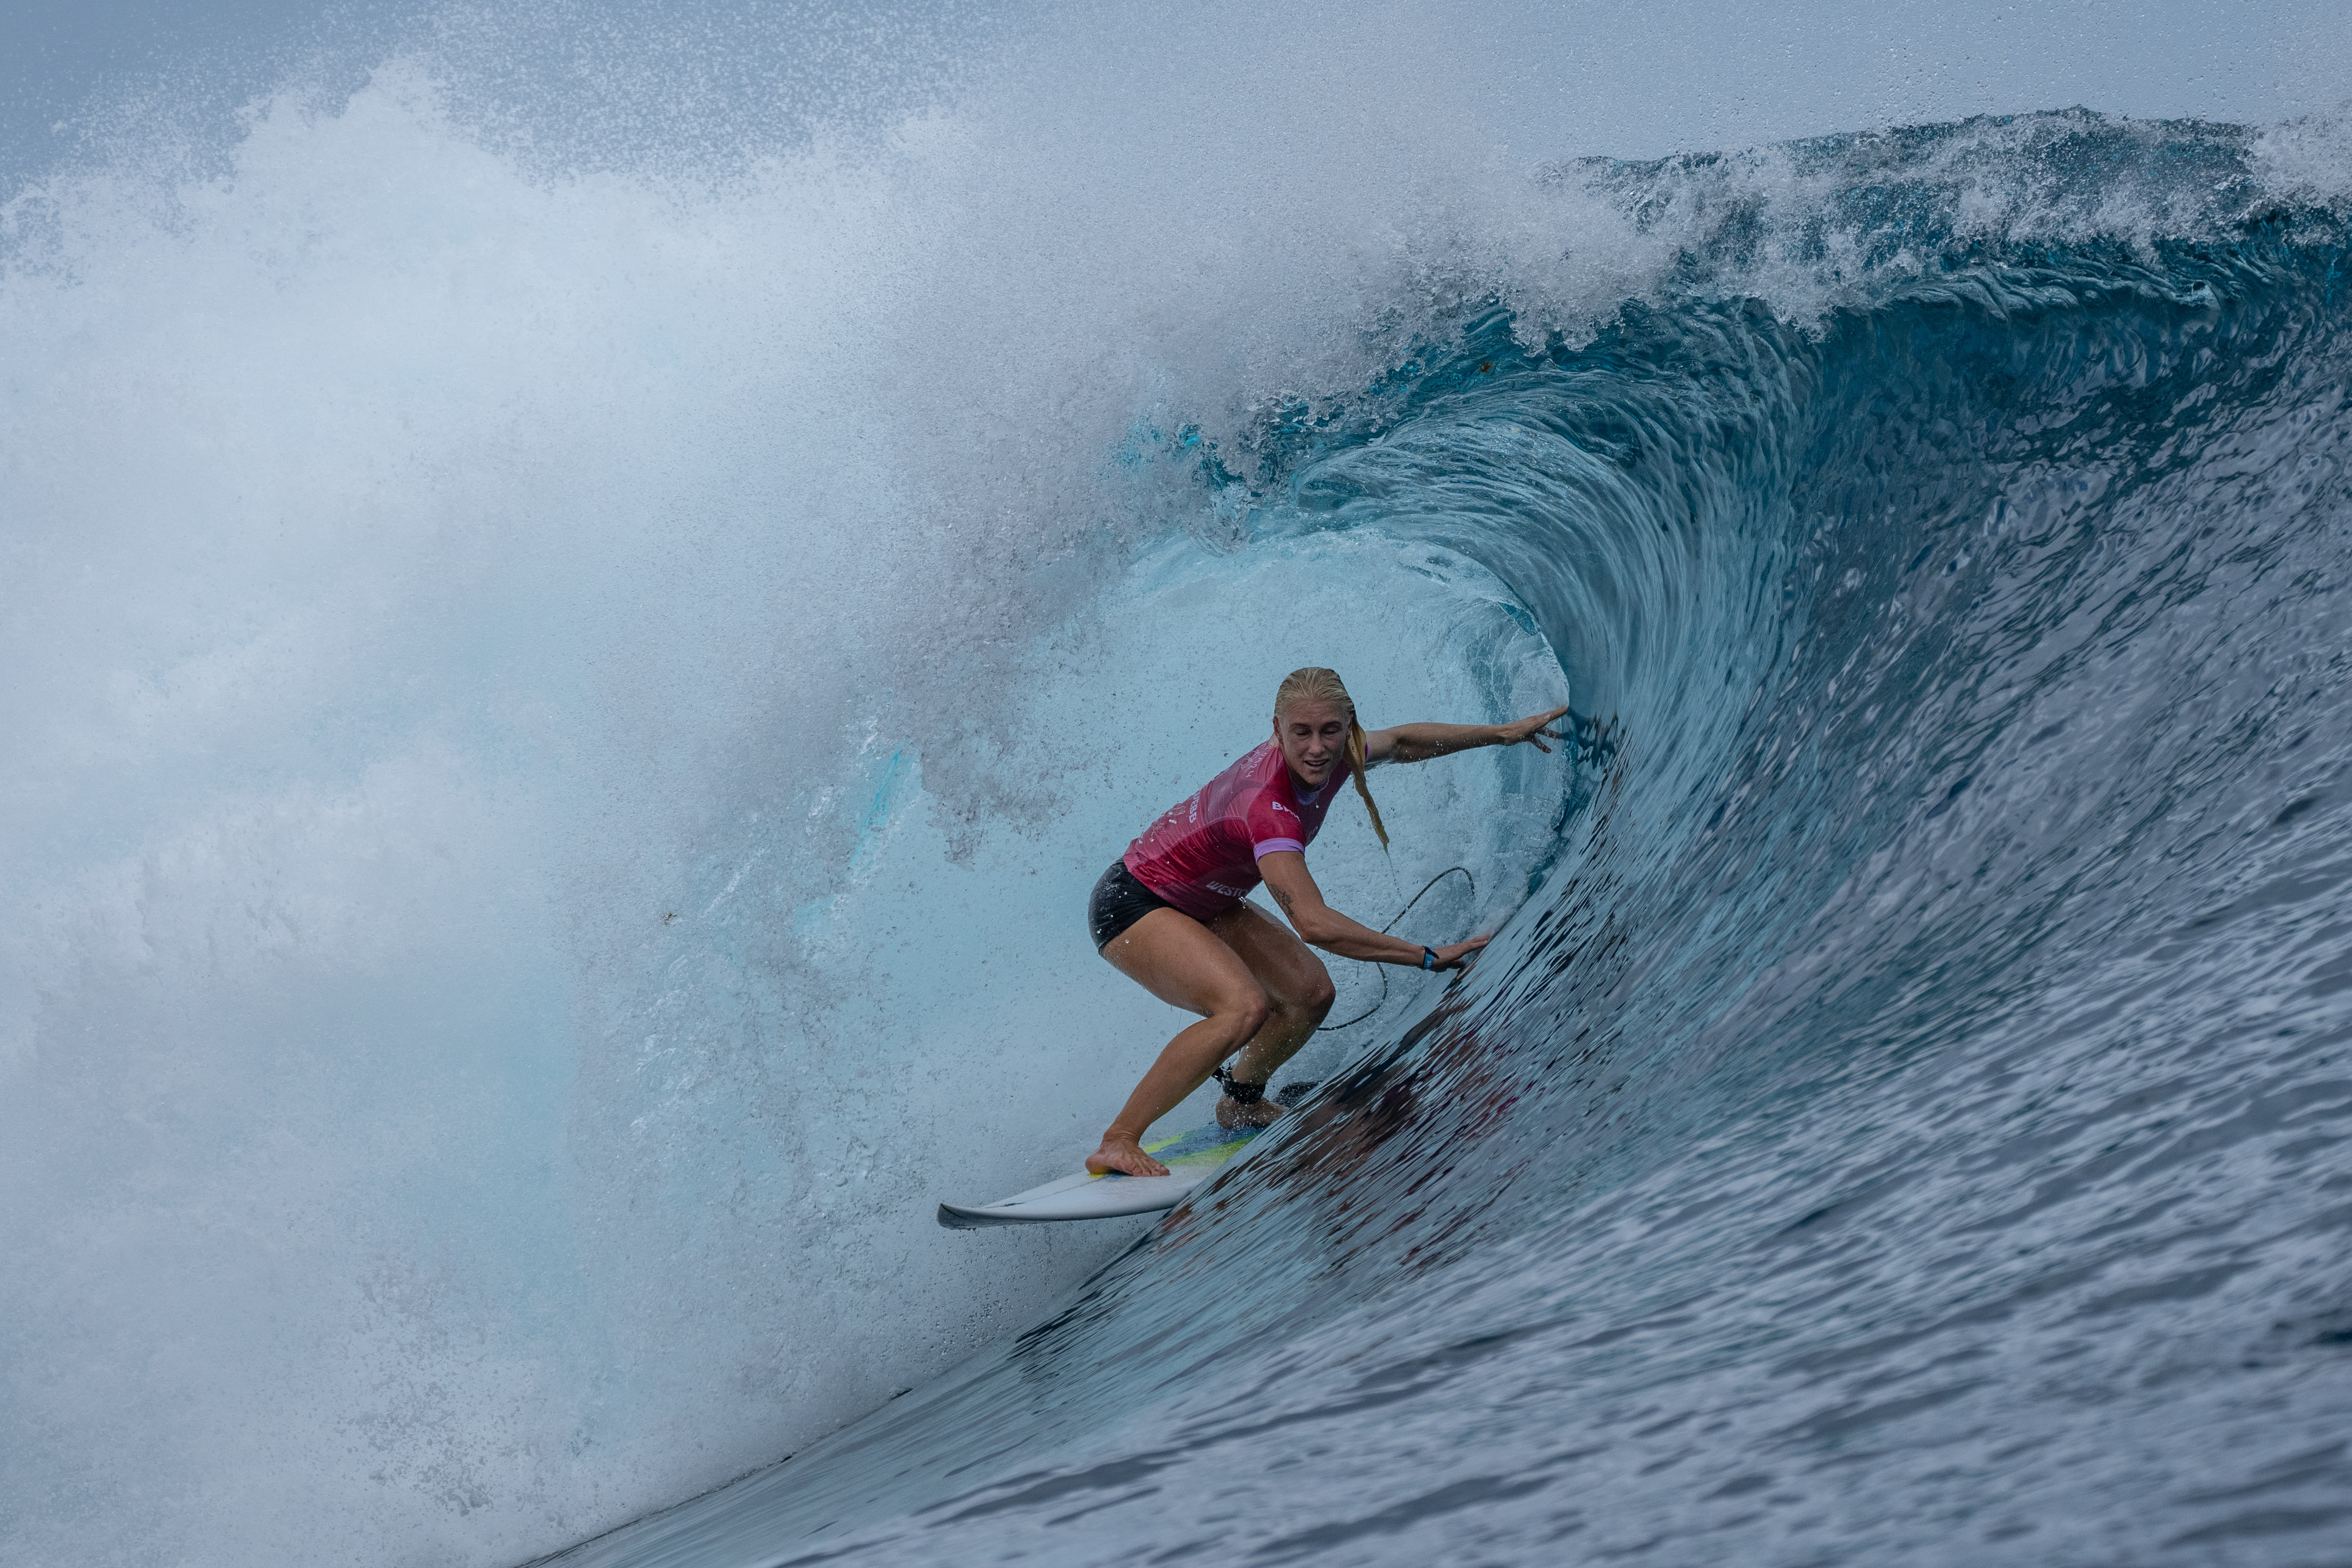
[{"left": 936, "top": 1121, "right": 1263, "bottom": 1228}]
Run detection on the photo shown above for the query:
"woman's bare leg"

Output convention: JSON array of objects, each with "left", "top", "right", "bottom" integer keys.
[
  {"left": 1090, "top": 909, "right": 1272, "bottom": 1176},
  {"left": 1206, "top": 901, "right": 1336, "bottom": 1127}
]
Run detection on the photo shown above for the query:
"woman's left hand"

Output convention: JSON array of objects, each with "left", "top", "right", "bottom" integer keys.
[
  {"left": 1432, "top": 937, "right": 1490, "bottom": 970},
  {"left": 1495, "top": 706, "right": 1571, "bottom": 753}
]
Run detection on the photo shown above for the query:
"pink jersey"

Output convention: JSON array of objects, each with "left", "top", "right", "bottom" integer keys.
[{"left": 1123, "top": 741, "right": 1353, "bottom": 920}]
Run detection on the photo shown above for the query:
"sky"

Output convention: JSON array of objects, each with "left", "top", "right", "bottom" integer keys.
[
  {"left": 4, "top": 0, "right": 356, "bottom": 171},
  {"left": 4, "top": 0, "right": 2348, "bottom": 190}
]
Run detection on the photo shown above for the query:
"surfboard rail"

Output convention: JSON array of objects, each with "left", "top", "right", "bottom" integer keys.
[{"left": 936, "top": 1122, "right": 1261, "bottom": 1228}]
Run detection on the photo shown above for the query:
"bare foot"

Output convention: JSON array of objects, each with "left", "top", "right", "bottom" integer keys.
[
  {"left": 1085, "top": 1132, "right": 1169, "bottom": 1177},
  {"left": 1215, "top": 1094, "right": 1289, "bottom": 1131}
]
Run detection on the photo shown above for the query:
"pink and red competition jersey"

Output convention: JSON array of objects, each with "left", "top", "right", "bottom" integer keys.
[{"left": 1122, "top": 741, "right": 1353, "bottom": 920}]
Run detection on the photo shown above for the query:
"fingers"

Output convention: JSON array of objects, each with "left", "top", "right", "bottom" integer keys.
[
  {"left": 1436, "top": 935, "right": 1490, "bottom": 970},
  {"left": 1506, "top": 709, "right": 1571, "bottom": 750}
]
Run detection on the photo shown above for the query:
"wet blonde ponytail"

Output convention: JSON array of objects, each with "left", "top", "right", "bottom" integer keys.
[{"left": 1275, "top": 666, "right": 1390, "bottom": 852}]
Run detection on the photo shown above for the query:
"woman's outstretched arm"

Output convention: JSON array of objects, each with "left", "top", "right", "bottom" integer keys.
[
  {"left": 1258, "top": 852, "right": 1486, "bottom": 969},
  {"left": 1364, "top": 705, "right": 1569, "bottom": 765}
]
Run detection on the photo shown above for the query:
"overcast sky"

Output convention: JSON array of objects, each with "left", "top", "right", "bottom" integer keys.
[{"left": 6, "top": 0, "right": 2347, "bottom": 184}]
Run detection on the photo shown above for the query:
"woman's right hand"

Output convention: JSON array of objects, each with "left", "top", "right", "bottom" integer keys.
[{"left": 1432, "top": 936, "right": 1490, "bottom": 971}]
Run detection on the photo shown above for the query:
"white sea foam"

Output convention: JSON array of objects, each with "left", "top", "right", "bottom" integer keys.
[{"left": 0, "top": 64, "right": 1569, "bottom": 1562}]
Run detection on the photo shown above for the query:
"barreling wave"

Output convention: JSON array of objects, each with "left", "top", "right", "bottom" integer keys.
[{"left": 543, "top": 110, "right": 2352, "bottom": 1565}]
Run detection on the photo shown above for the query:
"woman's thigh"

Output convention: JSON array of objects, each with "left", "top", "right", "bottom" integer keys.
[
  {"left": 1101, "top": 907, "right": 1266, "bottom": 1017},
  {"left": 1209, "top": 899, "right": 1334, "bottom": 1008}
]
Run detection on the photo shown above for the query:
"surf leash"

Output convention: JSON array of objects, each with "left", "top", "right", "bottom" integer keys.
[{"left": 1314, "top": 865, "right": 1475, "bottom": 1032}]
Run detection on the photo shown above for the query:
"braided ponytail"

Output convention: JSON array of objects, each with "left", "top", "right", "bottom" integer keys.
[{"left": 1274, "top": 666, "right": 1390, "bottom": 852}]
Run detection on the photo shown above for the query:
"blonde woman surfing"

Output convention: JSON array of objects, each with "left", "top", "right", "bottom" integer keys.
[{"left": 1085, "top": 667, "right": 1569, "bottom": 1178}]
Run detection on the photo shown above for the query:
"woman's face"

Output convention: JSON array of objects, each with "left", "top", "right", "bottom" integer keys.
[{"left": 1274, "top": 699, "right": 1349, "bottom": 789}]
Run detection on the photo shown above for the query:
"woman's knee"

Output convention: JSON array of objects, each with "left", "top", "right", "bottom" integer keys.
[
  {"left": 1301, "top": 964, "right": 1336, "bottom": 1018},
  {"left": 1216, "top": 986, "right": 1272, "bottom": 1041},
  {"left": 1270, "top": 960, "right": 1335, "bottom": 1023}
]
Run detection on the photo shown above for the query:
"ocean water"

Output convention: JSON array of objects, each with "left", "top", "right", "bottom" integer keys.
[{"left": 5, "top": 7, "right": 2352, "bottom": 1568}]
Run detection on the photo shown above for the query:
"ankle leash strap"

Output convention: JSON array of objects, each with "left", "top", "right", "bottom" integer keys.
[{"left": 1212, "top": 1067, "right": 1267, "bottom": 1105}]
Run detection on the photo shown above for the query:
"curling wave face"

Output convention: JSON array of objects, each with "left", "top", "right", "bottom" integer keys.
[{"left": 543, "top": 117, "right": 2352, "bottom": 1565}]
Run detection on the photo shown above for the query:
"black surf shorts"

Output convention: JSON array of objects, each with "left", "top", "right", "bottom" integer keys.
[{"left": 1089, "top": 858, "right": 1175, "bottom": 950}]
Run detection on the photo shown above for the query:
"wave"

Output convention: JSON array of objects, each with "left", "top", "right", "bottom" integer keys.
[
  {"left": 4, "top": 33, "right": 2351, "bottom": 1568},
  {"left": 539, "top": 116, "right": 2352, "bottom": 1564}
]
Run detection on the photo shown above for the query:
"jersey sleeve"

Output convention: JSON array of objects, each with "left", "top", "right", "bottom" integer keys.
[{"left": 1245, "top": 787, "right": 1306, "bottom": 860}]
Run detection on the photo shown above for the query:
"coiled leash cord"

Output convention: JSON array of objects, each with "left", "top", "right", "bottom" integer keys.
[
  {"left": 1315, "top": 865, "right": 1476, "bottom": 1032},
  {"left": 1212, "top": 866, "right": 1478, "bottom": 1110}
]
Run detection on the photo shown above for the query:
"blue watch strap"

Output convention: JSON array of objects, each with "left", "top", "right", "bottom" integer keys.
[{"left": 1422, "top": 947, "right": 1438, "bottom": 970}]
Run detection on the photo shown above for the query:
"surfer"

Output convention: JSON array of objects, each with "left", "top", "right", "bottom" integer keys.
[{"left": 1083, "top": 666, "right": 1569, "bottom": 1178}]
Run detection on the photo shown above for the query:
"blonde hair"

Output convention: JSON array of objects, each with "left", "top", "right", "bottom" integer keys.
[{"left": 1274, "top": 666, "right": 1389, "bottom": 851}]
